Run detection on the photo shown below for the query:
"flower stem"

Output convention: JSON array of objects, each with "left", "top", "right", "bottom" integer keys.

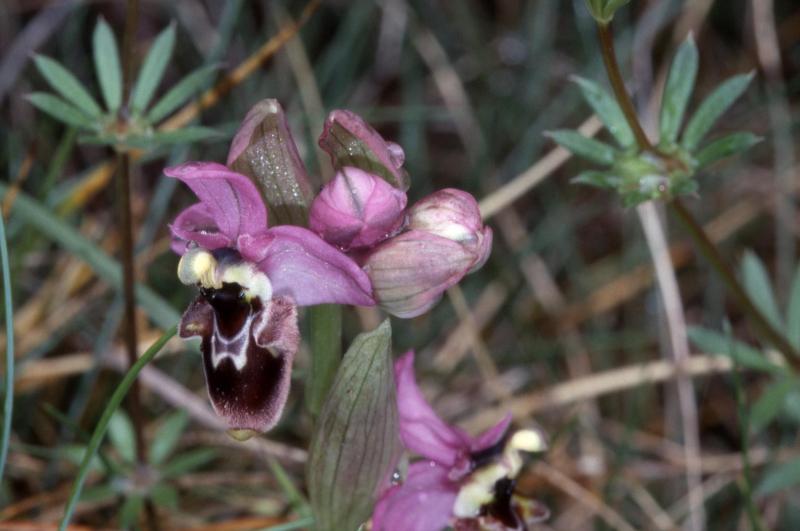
[
  {"left": 595, "top": 19, "right": 800, "bottom": 360},
  {"left": 596, "top": 22, "right": 655, "bottom": 153},
  {"left": 671, "top": 200, "right": 799, "bottom": 358}
]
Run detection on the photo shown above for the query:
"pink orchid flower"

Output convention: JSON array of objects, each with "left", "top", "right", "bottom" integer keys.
[
  {"left": 167, "top": 159, "right": 374, "bottom": 434},
  {"left": 371, "top": 352, "right": 547, "bottom": 531}
]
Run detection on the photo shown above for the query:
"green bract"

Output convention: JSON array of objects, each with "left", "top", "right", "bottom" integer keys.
[
  {"left": 550, "top": 34, "right": 759, "bottom": 207},
  {"left": 27, "top": 18, "right": 219, "bottom": 151}
]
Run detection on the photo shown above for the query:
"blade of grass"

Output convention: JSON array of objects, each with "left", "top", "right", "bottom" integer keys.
[
  {"left": 0, "top": 211, "right": 13, "bottom": 482},
  {"left": 0, "top": 184, "right": 179, "bottom": 325},
  {"left": 58, "top": 325, "right": 177, "bottom": 531}
]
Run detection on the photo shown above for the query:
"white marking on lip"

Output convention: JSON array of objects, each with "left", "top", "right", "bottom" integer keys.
[{"left": 210, "top": 311, "right": 254, "bottom": 371}]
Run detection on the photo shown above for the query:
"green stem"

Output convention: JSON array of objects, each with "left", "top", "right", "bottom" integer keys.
[
  {"left": 594, "top": 17, "right": 800, "bottom": 361},
  {"left": 596, "top": 22, "right": 655, "bottom": 153},
  {"left": 59, "top": 325, "right": 177, "bottom": 531},
  {"left": 671, "top": 200, "right": 799, "bottom": 359},
  {"left": 306, "top": 304, "right": 342, "bottom": 418}
]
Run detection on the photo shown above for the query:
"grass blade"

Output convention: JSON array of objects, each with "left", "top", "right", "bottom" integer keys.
[
  {"left": 33, "top": 55, "right": 102, "bottom": 117},
  {"left": 659, "top": 34, "right": 698, "bottom": 145},
  {"left": 787, "top": 265, "right": 800, "bottom": 350},
  {"left": 0, "top": 184, "right": 180, "bottom": 325},
  {"left": 58, "top": 325, "right": 177, "bottom": 531},
  {"left": 0, "top": 212, "right": 14, "bottom": 483},
  {"left": 92, "top": 17, "right": 122, "bottom": 112},
  {"left": 130, "top": 23, "right": 176, "bottom": 114}
]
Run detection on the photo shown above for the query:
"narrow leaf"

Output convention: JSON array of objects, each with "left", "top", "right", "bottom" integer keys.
[
  {"left": 147, "top": 64, "right": 218, "bottom": 123},
  {"left": 92, "top": 18, "right": 122, "bottom": 111},
  {"left": 756, "top": 457, "right": 800, "bottom": 497},
  {"left": 160, "top": 448, "right": 217, "bottom": 479},
  {"left": 107, "top": 411, "right": 136, "bottom": 463},
  {"left": 680, "top": 72, "right": 755, "bottom": 152},
  {"left": 26, "top": 93, "right": 94, "bottom": 128},
  {"left": 546, "top": 130, "right": 616, "bottom": 166},
  {"left": 695, "top": 132, "right": 761, "bottom": 168},
  {"left": 660, "top": 35, "right": 698, "bottom": 144},
  {"left": 228, "top": 99, "right": 314, "bottom": 226},
  {"left": 0, "top": 212, "right": 13, "bottom": 483},
  {"left": 130, "top": 23, "right": 176, "bottom": 113},
  {"left": 308, "top": 320, "right": 401, "bottom": 531},
  {"left": 572, "top": 170, "right": 621, "bottom": 189},
  {"left": 150, "top": 411, "right": 188, "bottom": 465},
  {"left": 119, "top": 495, "right": 144, "bottom": 529},
  {"left": 59, "top": 326, "right": 177, "bottom": 531},
  {"left": 33, "top": 55, "right": 102, "bottom": 117},
  {"left": 741, "top": 251, "right": 783, "bottom": 332},
  {"left": 572, "top": 76, "right": 634, "bottom": 148},
  {"left": 687, "top": 326, "right": 784, "bottom": 374},
  {"left": 750, "top": 378, "right": 800, "bottom": 435},
  {"left": 787, "top": 265, "right": 800, "bottom": 350}
]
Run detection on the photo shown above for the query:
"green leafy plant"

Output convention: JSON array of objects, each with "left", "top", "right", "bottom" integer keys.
[
  {"left": 548, "top": 35, "right": 759, "bottom": 207},
  {"left": 27, "top": 18, "right": 218, "bottom": 150}
]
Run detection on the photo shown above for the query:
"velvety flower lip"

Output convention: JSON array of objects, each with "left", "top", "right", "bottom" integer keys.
[{"left": 167, "top": 162, "right": 375, "bottom": 307}]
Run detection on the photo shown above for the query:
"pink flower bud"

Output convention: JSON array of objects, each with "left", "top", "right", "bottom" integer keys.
[
  {"left": 408, "top": 189, "right": 492, "bottom": 273},
  {"left": 309, "top": 167, "right": 407, "bottom": 250}
]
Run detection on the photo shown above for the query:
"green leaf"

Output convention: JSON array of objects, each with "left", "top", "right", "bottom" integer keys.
[
  {"left": 545, "top": 130, "right": 616, "bottom": 166},
  {"left": 107, "top": 411, "right": 136, "bottom": 464},
  {"left": 61, "top": 445, "right": 103, "bottom": 474},
  {"left": 0, "top": 184, "right": 180, "bottom": 325},
  {"left": 0, "top": 211, "right": 14, "bottom": 483},
  {"left": 150, "top": 483, "right": 179, "bottom": 508},
  {"left": 130, "top": 23, "right": 176, "bottom": 114},
  {"left": 585, "top": 0, "right": 631, "bottom": 23},
  {"left": 660, "top": 35, "right": 698, "bottom": 144},
  {"left": 306, "top": 304, "right": 342, "bottom": 418},
  {"left": 92, "top": 18, "right": 122, "bottom": 111},
  {"left": 147, "top": 64, "right": 218, "bottom": 123},
  {"left": 160, "top": 448, "right": 216, "bottom": 479},
  {"left": 695, "top": 132, "right": 761, "bottom": 168},
  {"left": 756, "top": 457, "right": 800, "bottom": 497},
  {"left": 33, "top": 55, "right": 102, "bottom": 117},
  {"left": 149, "top": 411, "right": 188, "bottom": 465},
  {"left": 308, "top": 320, "right": 401, "bottom": 531},
  {"left": 119, "top": 495, "right": 144, "bottom": 529},
  {"left": 572, "top": 170, "right": 621, "bottom": 189},
  {"left": 229, "top": 99, "right": 314, "bottom": 226},
  {"left": 571, "top": 76, "right": 634, "bottom": 148},
  {"left": 26, "top": 93, "right": 94, "bottom": 128},
  {"left": 741, "top": 251, "right": 784, "bottom": 332},
  {"left": 750, "top": 378, "right": 800, "bottom": 435},
  {"left": 787, "top": 265, "right": 800, "bottom": 350},
  {"left": 124, "top": 126, "right": 221, "bottom": 149},
  {"left": 680, "top": 72, "right": 755, "bottom": 152},
  {"left": 687, "top": 326, "right": 784, "bottom": 374},
  {"left": 59, "top": 326, "right": 177, "bottom": 531}
]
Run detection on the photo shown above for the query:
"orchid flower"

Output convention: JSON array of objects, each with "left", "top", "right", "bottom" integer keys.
[
  {"left": 167, "top": 140, "right": 374, "bottom": 435},
  {"left": 310, "top": 111, "right": 493, "bottom": 318},
  {"left": 371, "top": 352, "right": 547, "bottom": 531}
]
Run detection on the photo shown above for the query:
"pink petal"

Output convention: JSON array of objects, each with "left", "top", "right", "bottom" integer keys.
[
  {"left": 170, "top": 202, "right": 233, "bottom": 255},
  {"left": 237, "top": 225, "right": 375, "bottom": 307},
  {"left": 309, "top": 167, "right": 407, "bottom": 250},
  {"left": 394, "top": 351, "right": 469, "bottom": 466},
  {"left": 319, "top": 110, "right": 409, "bottom": 191},
  {"left": 371, "top": 462, "right": 457, "bottom": 531},
  {"left": 469, "top": 413, "right": 512, "bottom": 453},
  {"left": 164, "top": 162, "right": 267, "bottom": 240}
]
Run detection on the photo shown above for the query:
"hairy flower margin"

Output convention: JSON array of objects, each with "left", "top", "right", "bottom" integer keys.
[
  {"left": 371, "top": 352, "right": 548, "bottom": 531},
  {"left": 167, "top": 102, "right": 491, "bottom": 434}
]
